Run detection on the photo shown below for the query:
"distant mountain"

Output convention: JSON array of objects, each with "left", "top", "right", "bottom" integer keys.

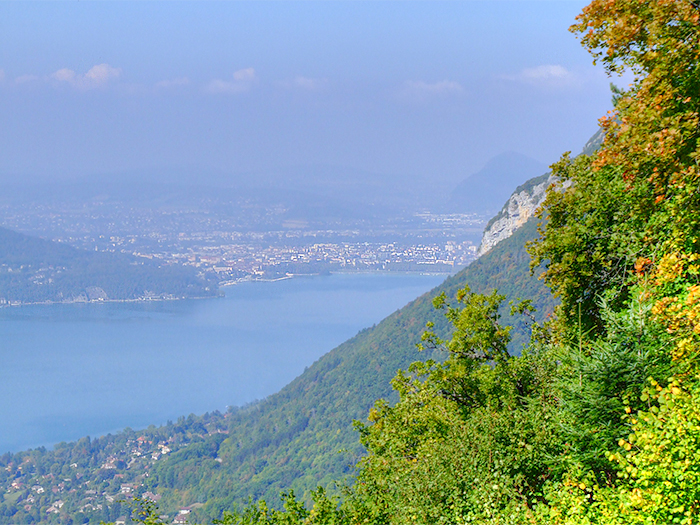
[
  {"left": 448, "top": 152, "right": 547, "bottom": 215},
  {"left": 0, "top": 226, "right": 216, "bottom": 304}
]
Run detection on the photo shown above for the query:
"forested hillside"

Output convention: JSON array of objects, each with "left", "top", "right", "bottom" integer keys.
[
  {"left": 192, "top": 1, "right": 700, "bottom": 523},
  {"left": 0, "top": 226, "right": 216, "bottom": 303},
  {"left": 0, "top": 216, "right": 552, "bottom": 524},
  {"left": 11, "top": 1, "right": 700, "bottom": 523},
  {"left": 150, "top": 217, "right": 553, "bottom": 521}
]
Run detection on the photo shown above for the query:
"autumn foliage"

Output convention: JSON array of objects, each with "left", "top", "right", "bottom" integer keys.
[{"left": 115, "top": 1, "right": 700, "bottom": 524}]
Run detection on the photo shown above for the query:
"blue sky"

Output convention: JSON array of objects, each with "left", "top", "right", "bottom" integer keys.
[{"left": 0, "top": 1, "right": 618, "bottom": 187}]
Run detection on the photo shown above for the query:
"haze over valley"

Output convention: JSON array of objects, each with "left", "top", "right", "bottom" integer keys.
[
  {"left": 0, "top": 153, "right": 546, "bottom": 298},
  {"left": 0, "top": 2, "right": 664, "bottom": 524},
  {"left": 0, "top": 1, "right": 612, "bottom": 300}
]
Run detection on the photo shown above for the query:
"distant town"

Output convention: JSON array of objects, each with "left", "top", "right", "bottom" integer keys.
[
  {"left": 0, "top": 190, "right": 486, "bottom": 285},
  {"left": 141, "top": 237, "right": 478, "bottom": 282}
]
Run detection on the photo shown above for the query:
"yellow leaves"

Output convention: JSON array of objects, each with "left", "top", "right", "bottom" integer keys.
[
  {"left": 605, "top": 377, "right": 700, "bottom": 523},
  {"left": 630, "top": 487, "right": 645, "bottom": 506},
  {"left": 652, "top": 253, "right": 684, "bottom": 289},
  {"left": 670, "top": 337, "right": 695, "bottom": 361},
  {"left": 533, "top": 2, "right": 700, "bottom": 521},
  {"left": 618, "top": 438, "right": 632, "bottom": 451},
  {"left": 650, "top": 253, "right": 700, "bottom": 360}
]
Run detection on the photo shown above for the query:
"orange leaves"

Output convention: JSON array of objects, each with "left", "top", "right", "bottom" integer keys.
[
  {"left": 572, "top": 0, "right": 700, "bottom": 82},
  {"left": 589, "top": 71, "right": 697, "bottom": 197},
  {"left": 544, "top": 0, "right": 700, "bottom": 350},
  {"left": 634, "top": 257, "right": 653, "bottom": 275}
]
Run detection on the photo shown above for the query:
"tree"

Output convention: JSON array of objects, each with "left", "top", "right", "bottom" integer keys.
[
  {"left": 530, "top": 0, "right": 700, "bottom": 347},
  {"left": 527, "top": 2, "right": 700, "bottom": 522},
  {"left": 349, "top": 287, "right": 560, "bottom": 525}
]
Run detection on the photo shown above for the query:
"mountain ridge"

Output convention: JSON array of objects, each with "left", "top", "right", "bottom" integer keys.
[
  {"left": 448, "top": 152, "right": 547, "bottom": 216},
  {"left": 477, "top": 128, "right": 606, "bottom": 257},
  {"left": 0, "top": 226, "right": 216, "bottom": 304}
]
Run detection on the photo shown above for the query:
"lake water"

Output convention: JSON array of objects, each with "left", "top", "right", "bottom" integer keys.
[{"left": 0, "top": 272, "right": 446, "bottom": 453}]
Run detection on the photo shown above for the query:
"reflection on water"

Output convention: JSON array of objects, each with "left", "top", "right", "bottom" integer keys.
[{"left": 0, "top": 273, "right": 445, "bottom": 453}]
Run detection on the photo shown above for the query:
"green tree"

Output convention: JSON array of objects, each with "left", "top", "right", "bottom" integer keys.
[
  {"left": 349, "top": 287, "right": 560, "bottom": 525},
  {"left": 527, "top": 1, "right": 700, "bottom": 523}
]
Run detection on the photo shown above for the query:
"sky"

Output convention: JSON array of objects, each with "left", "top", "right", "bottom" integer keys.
[{"left": 0, "top": 1, "right": 620, "bottom": 189}]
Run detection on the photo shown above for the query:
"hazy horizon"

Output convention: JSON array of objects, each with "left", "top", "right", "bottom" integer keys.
[{"left": 1, "top": 1, "right": 615, "bottom": 191}]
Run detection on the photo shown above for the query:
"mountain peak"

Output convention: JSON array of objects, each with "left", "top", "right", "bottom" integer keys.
[{"left": 448, "top": 152, "right": 547, "bottom": 215}]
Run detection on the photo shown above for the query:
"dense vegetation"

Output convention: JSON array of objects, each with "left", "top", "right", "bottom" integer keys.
[
  {"left": 139, "top": 0, "right": 700, "bottom": 523},
  {"left": 0, "top": 216, "right": 551, "bottom": 524},
  {"left": 12, "top": 1, "right": 700, "bottom": 523},
  {"left": 0, "top": 227, "right": 216, "bottom": 303}
]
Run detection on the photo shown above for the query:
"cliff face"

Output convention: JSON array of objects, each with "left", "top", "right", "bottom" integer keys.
[
  {"left": 477, "top": 127, "right": 605, "bottom": 257},
  {"left": 476, "top": 172, "right": 552, "bottom": 257}
]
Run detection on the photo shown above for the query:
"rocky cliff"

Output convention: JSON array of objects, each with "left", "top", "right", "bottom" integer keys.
[
  {"left": 476, "top": 172, "right": 552, "bottom": 257},
  {"left": 477, "top": 127, "right": 605, "bottom": 257}
]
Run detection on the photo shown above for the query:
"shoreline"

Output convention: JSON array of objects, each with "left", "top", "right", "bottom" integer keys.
[
  {"left": 0, "top": 293, "right": 216, "bottom": 309},
  {"left": 220, "top": 268, "right": 455, "bottom": 287},
  {"left": 2, "top": 269, "right": 456, "bottom": 307},
  {"left": 0, "top": 270, "right": 449, "bottom": 455}
]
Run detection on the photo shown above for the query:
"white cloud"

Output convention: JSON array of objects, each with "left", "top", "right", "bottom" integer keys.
[
  {"left": 15, "top": 74, "right": 40, "bottom": 85},
  {"left": 155, "top": 77, "right": 190, "bottom": 89},
  {"left": 205, "top": 79, "right": 248, "bottom": 94},
  {"left": 205, "top": 68, "right": 257, "bottom": 94},
  {"left": 505, "top": 64, "right": 577, "bottom": 87},
  {"left": 233, "top": 68, "right": 256, "bottom": 82},
  {"left": 282, "top": 75, "right": 328, "bottom": 91},
  {"left": 52, "top": 68, "right": 76, "bottom": 83},
  {"left": 50, "top": 63, "right": 122, "bottom": 90},
  {"left": 398, "top": 79, "right": 464, "bottom": 101},
  {"left": 520, "top": 64, "right": 570, "bottom": 81},
  {"left": 83, "top": 63, "right": 121, "bottom": 86}
]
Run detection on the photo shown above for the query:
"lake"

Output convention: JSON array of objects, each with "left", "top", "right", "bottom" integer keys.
[{"left": 0, "top": 272, "right": 446, "bottom": 453}]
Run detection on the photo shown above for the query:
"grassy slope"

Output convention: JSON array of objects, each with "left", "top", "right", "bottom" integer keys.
[{"left": 152, "top": 217, "right": 553, "bottom": 520}]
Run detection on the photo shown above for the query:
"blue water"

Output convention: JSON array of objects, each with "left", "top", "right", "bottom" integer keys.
[{"left": 0, "top": 273, "right": 446, "bottom": 453}]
